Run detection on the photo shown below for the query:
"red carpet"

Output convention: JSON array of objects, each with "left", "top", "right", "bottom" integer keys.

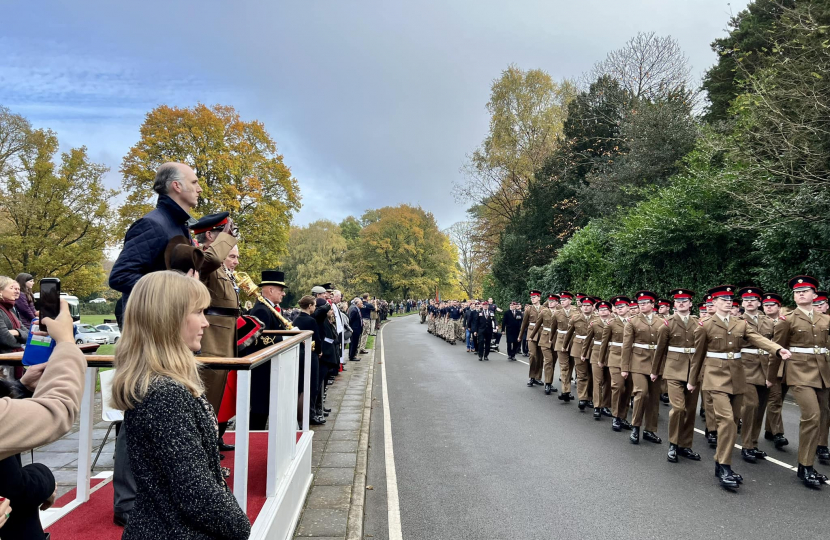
[{"left": 45, "top": 432, "right": 301, "bottom": 539}]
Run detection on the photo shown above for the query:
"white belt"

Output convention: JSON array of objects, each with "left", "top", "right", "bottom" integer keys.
[
  {"left": 633, "top": 343, "right": 656, "bottom": 350},
  {"left": 790, "top": 346, "right": 828, "bottom": 355},
  {"left": 609, "top": 341, "right": 623, "bottom": 347},
  {"left": 543, "top": 327, "right": 552, "bottom": 332},
  {"left": 593, "top": 340, "right": 602, "bottom": 346},
  {"left": 740, "top": 348, "right": 769, "bottom": 356},
  {"left": 668, "top": 346, "right": 696, "bottom": 354},
  {"left": 529, "top": 323, "right": 536, "bottom": 326},
  {"left": 707, "top": 352, "right": 741, "bottom": 359},
  {"left": 557, "top": 329, "right": 568, "bottom": 334},
  {"left": 575, "top": 334, "right": 587, "bottom": 340}
]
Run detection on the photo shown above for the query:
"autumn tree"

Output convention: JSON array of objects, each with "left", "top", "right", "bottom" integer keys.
[
  {"left": 0, "top": 107, "right": 115, "bottom": 296},
  {"left": 280, "top": 220, "right": 350, "bottom": 307},
  {"left": 454, "top": 66, "right": 576, "bottom": 255},
  {"left": 119, "top": 104, "right": 301, "bottom": 277},
  {"left": 447, "top": 220, "right": 484, "bottom": 300},
  {"left": 350, "top": 205, "right": 457, "bottom": 299}
]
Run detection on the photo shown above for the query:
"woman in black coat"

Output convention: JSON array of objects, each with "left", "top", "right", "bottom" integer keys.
[
  {"left": 110, "top": 271, "right": 250, "bottom": 540},
  {"left": 293, "top": 296, "right": 324, "bottom": 424}
]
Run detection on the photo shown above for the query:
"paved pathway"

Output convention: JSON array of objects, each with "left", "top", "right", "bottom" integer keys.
[{"left": 293, "top": 343, "right": 375, "bottom": 540}]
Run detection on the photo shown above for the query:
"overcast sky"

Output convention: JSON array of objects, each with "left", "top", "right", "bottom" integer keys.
[{"left": 2, "top": 0, "right": 746, "bottom": 229}]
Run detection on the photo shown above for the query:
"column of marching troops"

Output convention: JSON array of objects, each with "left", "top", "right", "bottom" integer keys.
[{"left": 422, "top": 276, "right": 830, "bottom": 491}]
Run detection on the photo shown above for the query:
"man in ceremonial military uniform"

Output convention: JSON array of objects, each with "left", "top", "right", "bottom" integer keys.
[
  {"left": 519, "top": 290, "right": 544, "bottom": 387},
  {"left": 761, "top": 293, "right": 789, "bottom": 449},
  {"left": 736, "top": 287, "right": 776, "bottom": 462},
  {"left": 585, "top": 300, "right": 613, "bottom": 420},
  {"left": 554, "top": 292, "right": 576, "bottom": 401},
  {"left": 503, "top": 301, "right": 524, "bottom": 361},
  {"left": 698, "top": 297, "right": 717, "bottom": 444},
  {"left": 529, "top": 294, "right": 559, "bottom": 395},
  {"left": 473, "top": 301, "right": 496, "bottom": 361},
  {"left": 652, "top": 289, "right": 701, "bottom": 463},
  {"left": 767, "top": 276, "right": 829, "bottom": 488},
  {"left": 657, "top": 299, "right": 671, "bottom": 318},
  {"left": 621, "top": 291, "right": 664, "bottom": 445},
  {"left": 420, "top": 301, "right": 427, "bottom": 324},
  {"left": 564, "top": 296, "right": 595, "bottom": 410},
  {"left": 689, "top": 285, "right": 787, "bottom": 489},
  {"left": 601, "top": 296, "right": 634, "bottom": 431}
]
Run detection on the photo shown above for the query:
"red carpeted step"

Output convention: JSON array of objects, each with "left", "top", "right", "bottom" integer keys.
[{"left": 47, "top": 432, "right": 275, "bottom": 539}]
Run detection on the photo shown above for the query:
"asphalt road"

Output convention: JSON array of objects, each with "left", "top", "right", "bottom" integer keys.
[{"left": 363, "top": 315, "right": 830, "bottom": 540}]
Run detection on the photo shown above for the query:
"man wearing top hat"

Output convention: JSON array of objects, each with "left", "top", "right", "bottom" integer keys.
[
  {"left": 689, "top": 285, "right": 788, "bottom": 489},
  {"left": 191, "top": 212, "right": 239, "bottom": 414},
  {"left": 768, "top": 275, "right": 830, "bottom": 488}
]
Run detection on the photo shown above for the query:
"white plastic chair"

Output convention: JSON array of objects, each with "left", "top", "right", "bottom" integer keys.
[{"left": 92, "top": 369, "right": 123, "bottom": 471}]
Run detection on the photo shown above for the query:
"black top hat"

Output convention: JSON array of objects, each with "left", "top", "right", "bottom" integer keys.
[
  {"left": 164, "top": 236, "right": 205, "bottom": 275},
  {"left": 191, "top": 212, "right": 230, "bottom": 235},
  {"left": 259, "top": 270, "right": 287, "bottom": 288}
]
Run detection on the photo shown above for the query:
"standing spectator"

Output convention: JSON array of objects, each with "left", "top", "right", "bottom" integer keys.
[
  {"left": 13, "top": 274, "right": 35, "bottom": 330},
  {"left": 110, "top": 271, "right": 250, "bottom": 540},
  {"left": 369, "top": 298, "right": 379, "bottom": 336},
  {"left": 293, "top": 296, "right": 324, "bottom": 424},
  {"left": 358, "top": 294, "right": 373, "bottom": 353},
  {"left": 108, "top": 162, "right": 201, "bottom": 527},
  {"left": 0, "top": 277, "right": 28, "bottom": 356},
  {"left": 330, "top": 290, "right": 350, "bottom": 368},
  {"left": 348, "top": 299, "right": 363, "bottom": 361}
]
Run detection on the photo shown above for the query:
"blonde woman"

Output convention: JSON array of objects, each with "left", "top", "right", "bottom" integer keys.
[{"left": 111, "top": 271, "right": 250, "bottom": 540}]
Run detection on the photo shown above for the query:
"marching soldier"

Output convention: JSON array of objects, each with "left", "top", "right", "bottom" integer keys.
[
  {"left": 554, "top": 292, "right": 576, "bottom": 402},
  {"left": 761, "top": 293, "right": 789, "bottom": 449},
  {"left": 621, "top": 290, "right": 663, "bottom": 445},
  {"left": 585, "top": 300, "right": 613, "bottom": 420},
  {"left": 767, "top": 276, "right": 829, "bottom": 488},
  {"left": 503, "top": 301, "right": 523, "bottom": 361},
  {"left": 519, "top": 290, "right": 544, "bottom": 387},
  {"left": 689, "top": 285, "right": 787, "bottom": 489},
  {"left": 473, "top": 301, "right": 495, "bottom": 361},
  {"left": 564, "top": 296, "right": 595, "bottom": 410},
  {"left": 698, "top": 297, "right": 717, "bottom": 446},
  {"left": 602, "top": 296, "right": 633, "bottom": 431},
  {"left": 652, "top": 289, "right": 701, "bottom": 463},
  {"left": 529, "top": 294, "right": 559, "bottom": 395},
  {"left": 737, "top": 287, "right": 775, "bottom": 463}
]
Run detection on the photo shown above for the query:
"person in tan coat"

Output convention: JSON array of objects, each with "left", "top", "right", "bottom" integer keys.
[
  {"left": 652, "top": 289, "right": 700, "bottom": 463},
  {"left": 584, "top": 300, "right": 613, "bottom": 420},
  {"left": 564, "top": 296, "right": 595, "bottom": 410},
  {"left": 767, "top": 275, "right": 830, "bottom": 488},
  {"left": 621, "top": 290, "right": 663, "bottom": 445},
  {"left": 191, "top": 213, "right": 239, "bottom": 415},
  {"left": 690, "top": 285, "right": 787, "bottom": 490},
  {"left": 601, "top": 296, "right": 633, "bottom": 431},
  {"left": 518, "top": 290, "right": 544, "bottom": 387},
  {"left": 554, "top": 292, "right": 576, "bottom": 402},
  {"left": 0, "top": 301, "right": 83, "bottom": 460},
  {"left": 736, "top": 286, "right": 776, "bottom": 463},
  {"left": 528, "top": 294, "right": 559, "bottom": 395}
]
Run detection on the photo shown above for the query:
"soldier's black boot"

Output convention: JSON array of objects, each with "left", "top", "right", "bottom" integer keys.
[
  {"left": 764, "top": 430, "right": 774, "bottom": 441},
  {"left": 741, "top": 448, "right": 757, "bottom": 463},
  {"left": 751, "top": 448, "right": 767, "bottom": 459},
  {"left": 612, "top": 417, "right": 622, "bottom": 432},
  {"left": 619, "top": 418, "right": 633, "bottom": 430},
  {"left": 816, "top": 445, "right": 830, "bottom": 462},
  {"left": 643, "top": 430, "right": 662, "bottom": 444},
  {"left": 773, "top": 433, "right": 789, "bottom": 449},
  {"left": 716, "top": 463, "right": 739, "bottom": 489},
  {"left": 667, "top": 443, "right": 678, "bottom": 463},
  {"left": 660, "top": 393, "right": 669, "bottom": 405},
  {"left": 629, "top": 426, "right": 640, "bottom": 445},
  {"left": 797, "top": 464, "right": 822, "bottom": 488},
  {"left": 544, "top": 383, "right": 551, "bottom": 395},
  {"left": 527, "top": 378, "right": 534, "bottom": 387},
  {"left": 601, "top": 407, "right": 613, "bottom": 417},
  {"left": 705, "top": 429, "right": 718, "bottom": 447},
  {"left": 593, "top": 407, "right": 601, "bottom": 420},
  {"left": 678, "top": 447, "right": 701, "bottom": 460},
  {"left": 577, "top": 400, "right": 587, "bottom": 410}
]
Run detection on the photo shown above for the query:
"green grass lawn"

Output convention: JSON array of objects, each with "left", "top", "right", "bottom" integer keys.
[
  {"left": 366, "top": 335, "right": 375, "bottom": 349},
  {"left": 80, "top": 314, "right": 117, "bottom": 326}
]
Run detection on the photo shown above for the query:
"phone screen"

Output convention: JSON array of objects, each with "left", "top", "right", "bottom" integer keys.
[{"left": 39, "top": 278, "right": 60, "bottom": 331}]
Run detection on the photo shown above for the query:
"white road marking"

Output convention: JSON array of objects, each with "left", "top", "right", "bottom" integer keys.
[{"left": 379, "top": 324, "right": 404, "bottom": 540}]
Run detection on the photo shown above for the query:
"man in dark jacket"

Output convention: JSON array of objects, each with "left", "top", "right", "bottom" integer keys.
[
  {"left": 293, "top": 295, "right": 324, "bottom": 425},
  {"left": 110, "top": 162, "right": 202, "bottom": 326},
  {"left": 473, "top": 303, "right": 496, "bottom": 361},
  {"left": 503, "top": 301, "right": 523, "bottom": 361},
  {"left": 107, "top": 162, "right": 201, "bottom": 527},
  {"left": 466, "top": 302, "right": 480, "bottom": 352},
  {"left": 348, "top": 299, "right": 364, "bottom": 361}
]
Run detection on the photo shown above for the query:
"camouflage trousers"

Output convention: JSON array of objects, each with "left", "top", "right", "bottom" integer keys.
[{"left": 428, "top": 315, "right": 436, "bottom": 334}]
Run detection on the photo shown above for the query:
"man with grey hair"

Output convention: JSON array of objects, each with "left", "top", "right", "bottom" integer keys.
[
  {"left": 348, "top": 298, "right": 364, "bottom": 360},
  {"left": 108, "top": 162, "right": 202, "bottom": 527}
]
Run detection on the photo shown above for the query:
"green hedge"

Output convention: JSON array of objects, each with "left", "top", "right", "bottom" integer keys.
[{"left": 79, "top": 301, "right": 116, "bottom": 315}]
